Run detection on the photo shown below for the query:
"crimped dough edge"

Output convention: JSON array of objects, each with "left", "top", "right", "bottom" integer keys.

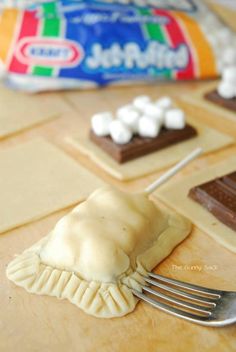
[{"left": 6, "top": 212, "right": 191, "bottom": 318}]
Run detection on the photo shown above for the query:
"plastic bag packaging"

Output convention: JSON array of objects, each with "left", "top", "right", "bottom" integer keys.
[{"left": 0, "top": 0, "right": 235, "bottom": 92}]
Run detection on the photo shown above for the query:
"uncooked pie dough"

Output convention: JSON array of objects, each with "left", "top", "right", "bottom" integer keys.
[
  {"left": 155, "top": 156, "right": 236, "bottom": 253},
  {"left": 0, "top": 139, "right": 104, "bottom": 234},
  {"left": 7, "top": 186, "right": 191, "bottom": 318},
  {"left": 181, "top": 82, "right": 236, "bottom": 123},
  {"left": 66, "top": 119, "right": 233, "bottom": 180},
  {"left": 0, "top": 85, "right": 70, "bottom": 139}
]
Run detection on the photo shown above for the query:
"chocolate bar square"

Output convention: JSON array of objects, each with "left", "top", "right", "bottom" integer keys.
[
  {"left": 204, "top": 90, "right": 236, "bottom": 113},
  {"left": 189, "top": 171, "right": 236, "bottom": 231},
  {"left": 90, "top": 124, "right": 197, "bottom": 164}
]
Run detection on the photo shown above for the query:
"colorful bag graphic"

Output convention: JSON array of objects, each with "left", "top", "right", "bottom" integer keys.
[{"left": 0, "top": 0, "right": 226, "bottom": 91}]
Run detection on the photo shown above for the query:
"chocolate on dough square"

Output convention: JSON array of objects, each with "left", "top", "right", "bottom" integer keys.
[
  {"left": 66, "top": 119, "right": 233, "bottom": 181},
  {"left": 180, "top": 82, "right": 236, "bottom": 123},
  {"left": 204, "top": 90, "right": 236, "bottom": 113},
  {"left": 155, "top": 157, "right": 236, "bottom": 253},
  {"left": 189, "top": 171, "right": 236, "bottom": 232}
]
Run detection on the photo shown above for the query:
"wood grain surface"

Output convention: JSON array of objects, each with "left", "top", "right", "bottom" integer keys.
[{"left": 1, "top": 2, "right": 236, "bottom": 351}]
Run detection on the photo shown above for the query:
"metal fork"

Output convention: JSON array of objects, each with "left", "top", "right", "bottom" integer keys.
[{"left": 133, "top": 272, "right": 236, "bottom": 327}]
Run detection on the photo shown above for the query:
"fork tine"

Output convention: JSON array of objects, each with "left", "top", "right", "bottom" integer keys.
[
  {"left": 145, "top": 277, "right": 217, "bottom": 305},
  {"left": 148, "top": 273, "right": 222, "bottom": 297},
  {"left": 133, "top": 289, "right": 211, "bottom": 323},
  {"left": 142, "top": 285, "right": 212, "bottom": 315}
]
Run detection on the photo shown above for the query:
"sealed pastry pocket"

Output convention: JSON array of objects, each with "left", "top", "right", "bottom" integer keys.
[{"left": 7, "top": 186, "right": 191, "bottom": 318}]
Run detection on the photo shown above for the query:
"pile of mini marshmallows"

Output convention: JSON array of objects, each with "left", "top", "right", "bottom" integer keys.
[
  {"left": 202, "top": 13, "right": 236, "bottom": 100},
  {"left": 217, "top": 66, "right": 236, "bottom": 99},
  {"left": 200, "top": 15, "right": 236, "bottom": 72},
  {"left": 91, "top": 96, "right": 186, "bottom": 145}
]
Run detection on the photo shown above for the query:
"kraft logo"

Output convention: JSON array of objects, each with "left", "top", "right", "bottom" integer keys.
[{"left": 15, "top": 37, "right": 84, "bottom": 67}]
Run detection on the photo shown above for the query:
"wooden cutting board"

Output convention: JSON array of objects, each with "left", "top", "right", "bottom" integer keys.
[{"left": 1, "top": 2, "right": 236, "bottom": 351}]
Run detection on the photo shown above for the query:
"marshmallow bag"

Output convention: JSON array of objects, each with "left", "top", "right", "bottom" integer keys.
[{"left": 0, "top": 0, "right": 234, "bottom": 92}]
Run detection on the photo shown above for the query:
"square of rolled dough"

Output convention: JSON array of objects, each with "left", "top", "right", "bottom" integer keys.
[
  {"left": 0, "top": 139, "right": 104, "bottom": 234},
  {"left": 66, "top": 119, "right": 234, "bottom": 181},
  {"left": 0, "top": 85, "right": 70, "bottom": 139},
  {"left": 154, "top": 156, "right": 236, "bottom": 253},
  {"left": 181, "top": 82, "right": 236, "bottom": 123}
]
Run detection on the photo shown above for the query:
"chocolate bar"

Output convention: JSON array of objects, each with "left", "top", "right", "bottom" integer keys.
[
  {"left": 189, "top": 171, "right": 236, "bottom": 231},
  {"left": 90, "top": 124, "right": 197, "bottom": 163},
  {"left": 204, "top": 90, "right": 236, "bottom": 113}
]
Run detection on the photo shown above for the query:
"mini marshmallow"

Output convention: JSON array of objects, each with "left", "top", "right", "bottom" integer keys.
[
  {"left": 203, "top": 13, "right": 221, "bottom": 29},
  {"left": 156, "top": 96, "right": 173, "bottom": 110},
  {"left": 222, "top": 66, "right": 236, "bottom": 84},
  {"left": 217, "top": 81, "right": 235, "bottom": 99},
  {"left": 216, "top": 59, "right": 224, "bottom": 74},
  {"left": 222, "top": 47, "right": 236, "bottom": 66},
  {"left": 164, "top": 109, "right": 186, "bottom": 130},
  {"left": 117, "top": 105, "right": 140, "bottom": 132},
  {"left": 216, "top": 27, "right": 233, "bottom": 45},
  {"left": 109, "top": 120, "right": 132, "bottom": 144},
  {"left": 117, "top": 104, "right": 135, "bottom": 118},
  {"left": 206, "top": 33, "right": 219, "bottom": 49},
  {"left": 133, "top": 95, "right": 151, "bottom": 112},
  {"left": 91, "top": 112, "right": 113, "bottom": 137},
  {"left": 143, "top": 103, "right": 165, "bottom": 124},
  {"left": 138, "top": 115, "right": 160, "bottom": 138}
]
